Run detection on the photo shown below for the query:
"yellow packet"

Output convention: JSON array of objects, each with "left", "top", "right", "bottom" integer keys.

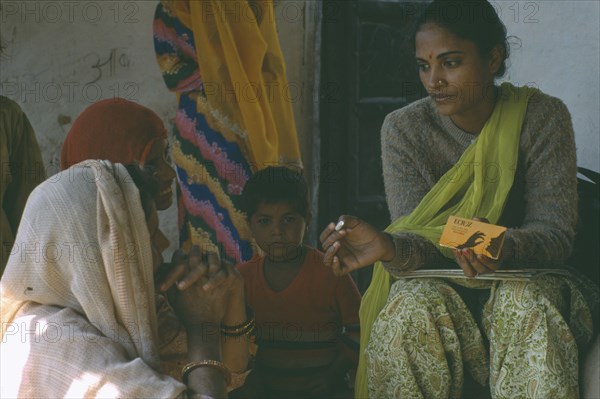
[{"left": 439, "top": 216, "right": 507, "bottom": 260}]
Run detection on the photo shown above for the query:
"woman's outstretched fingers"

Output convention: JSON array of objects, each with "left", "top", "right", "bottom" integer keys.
[
  {"left": 203, "top": 269, "right": 227, "bottom": 291},
  {"left": 322, "top": 241, "right": 338, "bottom": 268},
  {"left": 205, "top": 251, "right": 221, "bottom": 274},
  {"left": 176, "top": 262, "right": 207, "bottom": 290},
  {"left": 202, "top": 252, "right": 231, "bottom": 291},
  {"left": 320, "top": 216, "right": 351, "bottom": 249},
  {"left": 188, "top": 245, "right": 203, "bottom": 267},
  {"left": 164, "top": 246, "right": 213, "bottom": 291},
  {"left": 319, "top": 222, "right": 336, "bottom": 244},
  {"left": 321, "top": 229, "right": 346, "bottom": 253},
  {"left": 158, "top": 250, "right": 188, "bottom": 292},
  {"left": 331, "top": 254, "right": 346, "bottom": 276}
]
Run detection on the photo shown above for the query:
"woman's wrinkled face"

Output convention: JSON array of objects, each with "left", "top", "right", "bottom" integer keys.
[
  {"left": 143, "top": 139, "right": 176, "bottom": 210},
  {"left": 415, "top": 23, "right": 500, "bottom": 127}
]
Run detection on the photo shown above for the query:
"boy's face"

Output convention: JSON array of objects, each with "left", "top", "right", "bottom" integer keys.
[{"left": 249, "top": 201, "right": 307, "bottom": 262}]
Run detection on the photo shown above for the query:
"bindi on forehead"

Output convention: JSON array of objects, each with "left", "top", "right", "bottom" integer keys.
[{"left": 428, "top": 52, "right": 433, "bottom": 60}]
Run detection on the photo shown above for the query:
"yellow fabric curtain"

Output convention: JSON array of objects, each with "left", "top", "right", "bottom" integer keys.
[
  {"left": 169, "top": 0, "right": 302, "bottom": 170},
  {"left": 355, "top": 83, "right": 538, "bottom": 397}
]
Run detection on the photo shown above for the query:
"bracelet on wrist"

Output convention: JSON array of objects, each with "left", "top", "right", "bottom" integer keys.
[
  {"left": 220, "top": 307, "right": 255, "bottom": 337},
  {"left": 181, "top": 360, "right": 232, "bottom": 386},
  {"left": 221, "top": 318, "right": 255, "bottom": 337}
]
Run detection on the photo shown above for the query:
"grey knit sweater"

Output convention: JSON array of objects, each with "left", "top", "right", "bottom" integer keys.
[{"left": 381, "top": 89, "right": 578, "bottom": 276}]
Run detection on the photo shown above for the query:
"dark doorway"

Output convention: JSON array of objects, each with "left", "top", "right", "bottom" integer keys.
[{"left": 319, "top": 1, "right": 428, "bottom": 292}]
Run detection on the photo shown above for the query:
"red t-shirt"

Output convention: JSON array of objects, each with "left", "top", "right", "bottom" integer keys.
[{"left": 236, "top": 246, "right": 361, "bottom": 392}]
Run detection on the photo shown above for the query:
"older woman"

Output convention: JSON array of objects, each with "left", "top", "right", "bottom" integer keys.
[
  {"left": 59, "top": 99, "right": 251, "bottom": 380},
  {"left": 60, "top": 97, "right": 176, "bottom": 210},
  {"left": 0, "top": 160, "right": 238, "bottom": 398}
]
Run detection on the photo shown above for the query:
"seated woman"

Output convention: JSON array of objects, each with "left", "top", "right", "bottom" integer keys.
[
  {"left": 320, "top": 1, "right": 598, "bottom": 398},
  {"left": 59, "top": 98, "right": 250, "bottom": 381},
  {"left": 0, "top": 160, "right": 237, "bottom": 398}
]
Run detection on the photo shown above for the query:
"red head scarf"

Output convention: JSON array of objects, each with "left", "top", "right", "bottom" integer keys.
[{"left": 60, "top": 98, "right": 167, "bottom": 170}]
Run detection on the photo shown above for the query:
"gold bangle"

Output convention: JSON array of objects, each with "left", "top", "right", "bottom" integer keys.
[
  {"left": 220, "top": 307, "right": 255, "bottom": 332},
  {"left": 181, "top": 360, "right": 232, "bottom": 386},
  {"left": 221, "top": 318, "right": 253, "bottom": 332},
  {"left": 221, "top": 318, "right": 255, "bottom": 337}
]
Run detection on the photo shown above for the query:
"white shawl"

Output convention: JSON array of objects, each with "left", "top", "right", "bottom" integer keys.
[{"left": 0, "top": 161, "right": 186, "bottom": 398}]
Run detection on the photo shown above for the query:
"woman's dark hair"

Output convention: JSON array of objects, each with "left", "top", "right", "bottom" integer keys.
[
  {"left": 413, "top": 0, "right": 509, "bottom": 77},
  {"left": 124, "top": 163, "right": 160, "bottom": 217},
  {"left": 242, "top": 166, "right": 309, "bottom": 220}
]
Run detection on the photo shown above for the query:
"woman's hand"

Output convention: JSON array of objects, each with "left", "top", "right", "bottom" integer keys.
[
  {"left": 227, "top": 263, "right": 245, "bottom": 302},
  {"left": 167, "top": 249, "right": 237, "bottom": 326},
  {"left": 454, "top": 217, "right": 512, "bottom": 277},
  {"left": 222, "top": 265, "right": 245, "bottom": 324},
  {"left": 454, "top": 248, "right": 501, "bottom": 277},
  {"left": 220, "top": 264, "right": 250, "bottom": 373},
  {"left": 156, "top": 245, "right": 225, "bottom": 292},
  {"left": 319, "top": 215, "right": 395, "bottom": 276}
]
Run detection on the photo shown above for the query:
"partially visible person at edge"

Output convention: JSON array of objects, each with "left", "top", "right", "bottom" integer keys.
[
  {"left": 0, "top": 37, "right": 46, "bottom": 274},
  {"left": 232, "top": 167, "right": 361, "bottom": 399},
  {"left": 153, "top": 0, "right": 303, "bottom": 263},
  {"left": 1, "top": 160, "right": 237, "bottom": 398},
  {"left": 60, "top": 98, "right": 250, "bottom": 388},
  {"left": 320, "top": 1, "right": 598, "bottom": 398}
]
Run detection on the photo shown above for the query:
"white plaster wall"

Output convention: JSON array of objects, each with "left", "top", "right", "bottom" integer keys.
[
  {"left": 495, "top": 0, "right": 600, "bottom": 171},
  {"left": 0, "top": 0, "right": 319, "bottom": 257},
  {"left": 0, "top": 1, "right": 181, "bottom": 257}
]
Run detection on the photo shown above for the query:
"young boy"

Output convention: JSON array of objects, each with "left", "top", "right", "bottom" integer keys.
[{"left": 234, "top": 166, "right": 361, "bottom": 399}]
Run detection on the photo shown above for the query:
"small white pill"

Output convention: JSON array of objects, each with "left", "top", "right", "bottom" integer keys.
[{"left": 335, "top": 220, "right": 345, "bottom": 231}]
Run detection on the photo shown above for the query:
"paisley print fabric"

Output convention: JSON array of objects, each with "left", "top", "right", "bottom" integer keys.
[{"left": 365, "top": 276, "right": 593, "bottom": 399}]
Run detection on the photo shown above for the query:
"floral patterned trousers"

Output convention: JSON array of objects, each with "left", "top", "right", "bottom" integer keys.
[{"left": 365, "top": 276, "right": 594, "bottom": 399}]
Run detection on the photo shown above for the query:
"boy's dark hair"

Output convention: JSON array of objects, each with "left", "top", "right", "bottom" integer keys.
[
  {"left": 412, "top": 0, "right": 510, "bottom": 78},
  {"left": 242, "top": 166, "right": 309, "bottom": 220}
]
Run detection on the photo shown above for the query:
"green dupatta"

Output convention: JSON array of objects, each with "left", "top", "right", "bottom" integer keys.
[{"left": 355, "top": 83, "right": 537, "bottom": 397}]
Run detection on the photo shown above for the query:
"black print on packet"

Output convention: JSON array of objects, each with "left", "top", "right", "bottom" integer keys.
[
  {"left": 456, "top": 231, "right": 485, "bottom": 249},
  {"left": 486, "top": 231, "right": 506, "bottom": 259}
]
